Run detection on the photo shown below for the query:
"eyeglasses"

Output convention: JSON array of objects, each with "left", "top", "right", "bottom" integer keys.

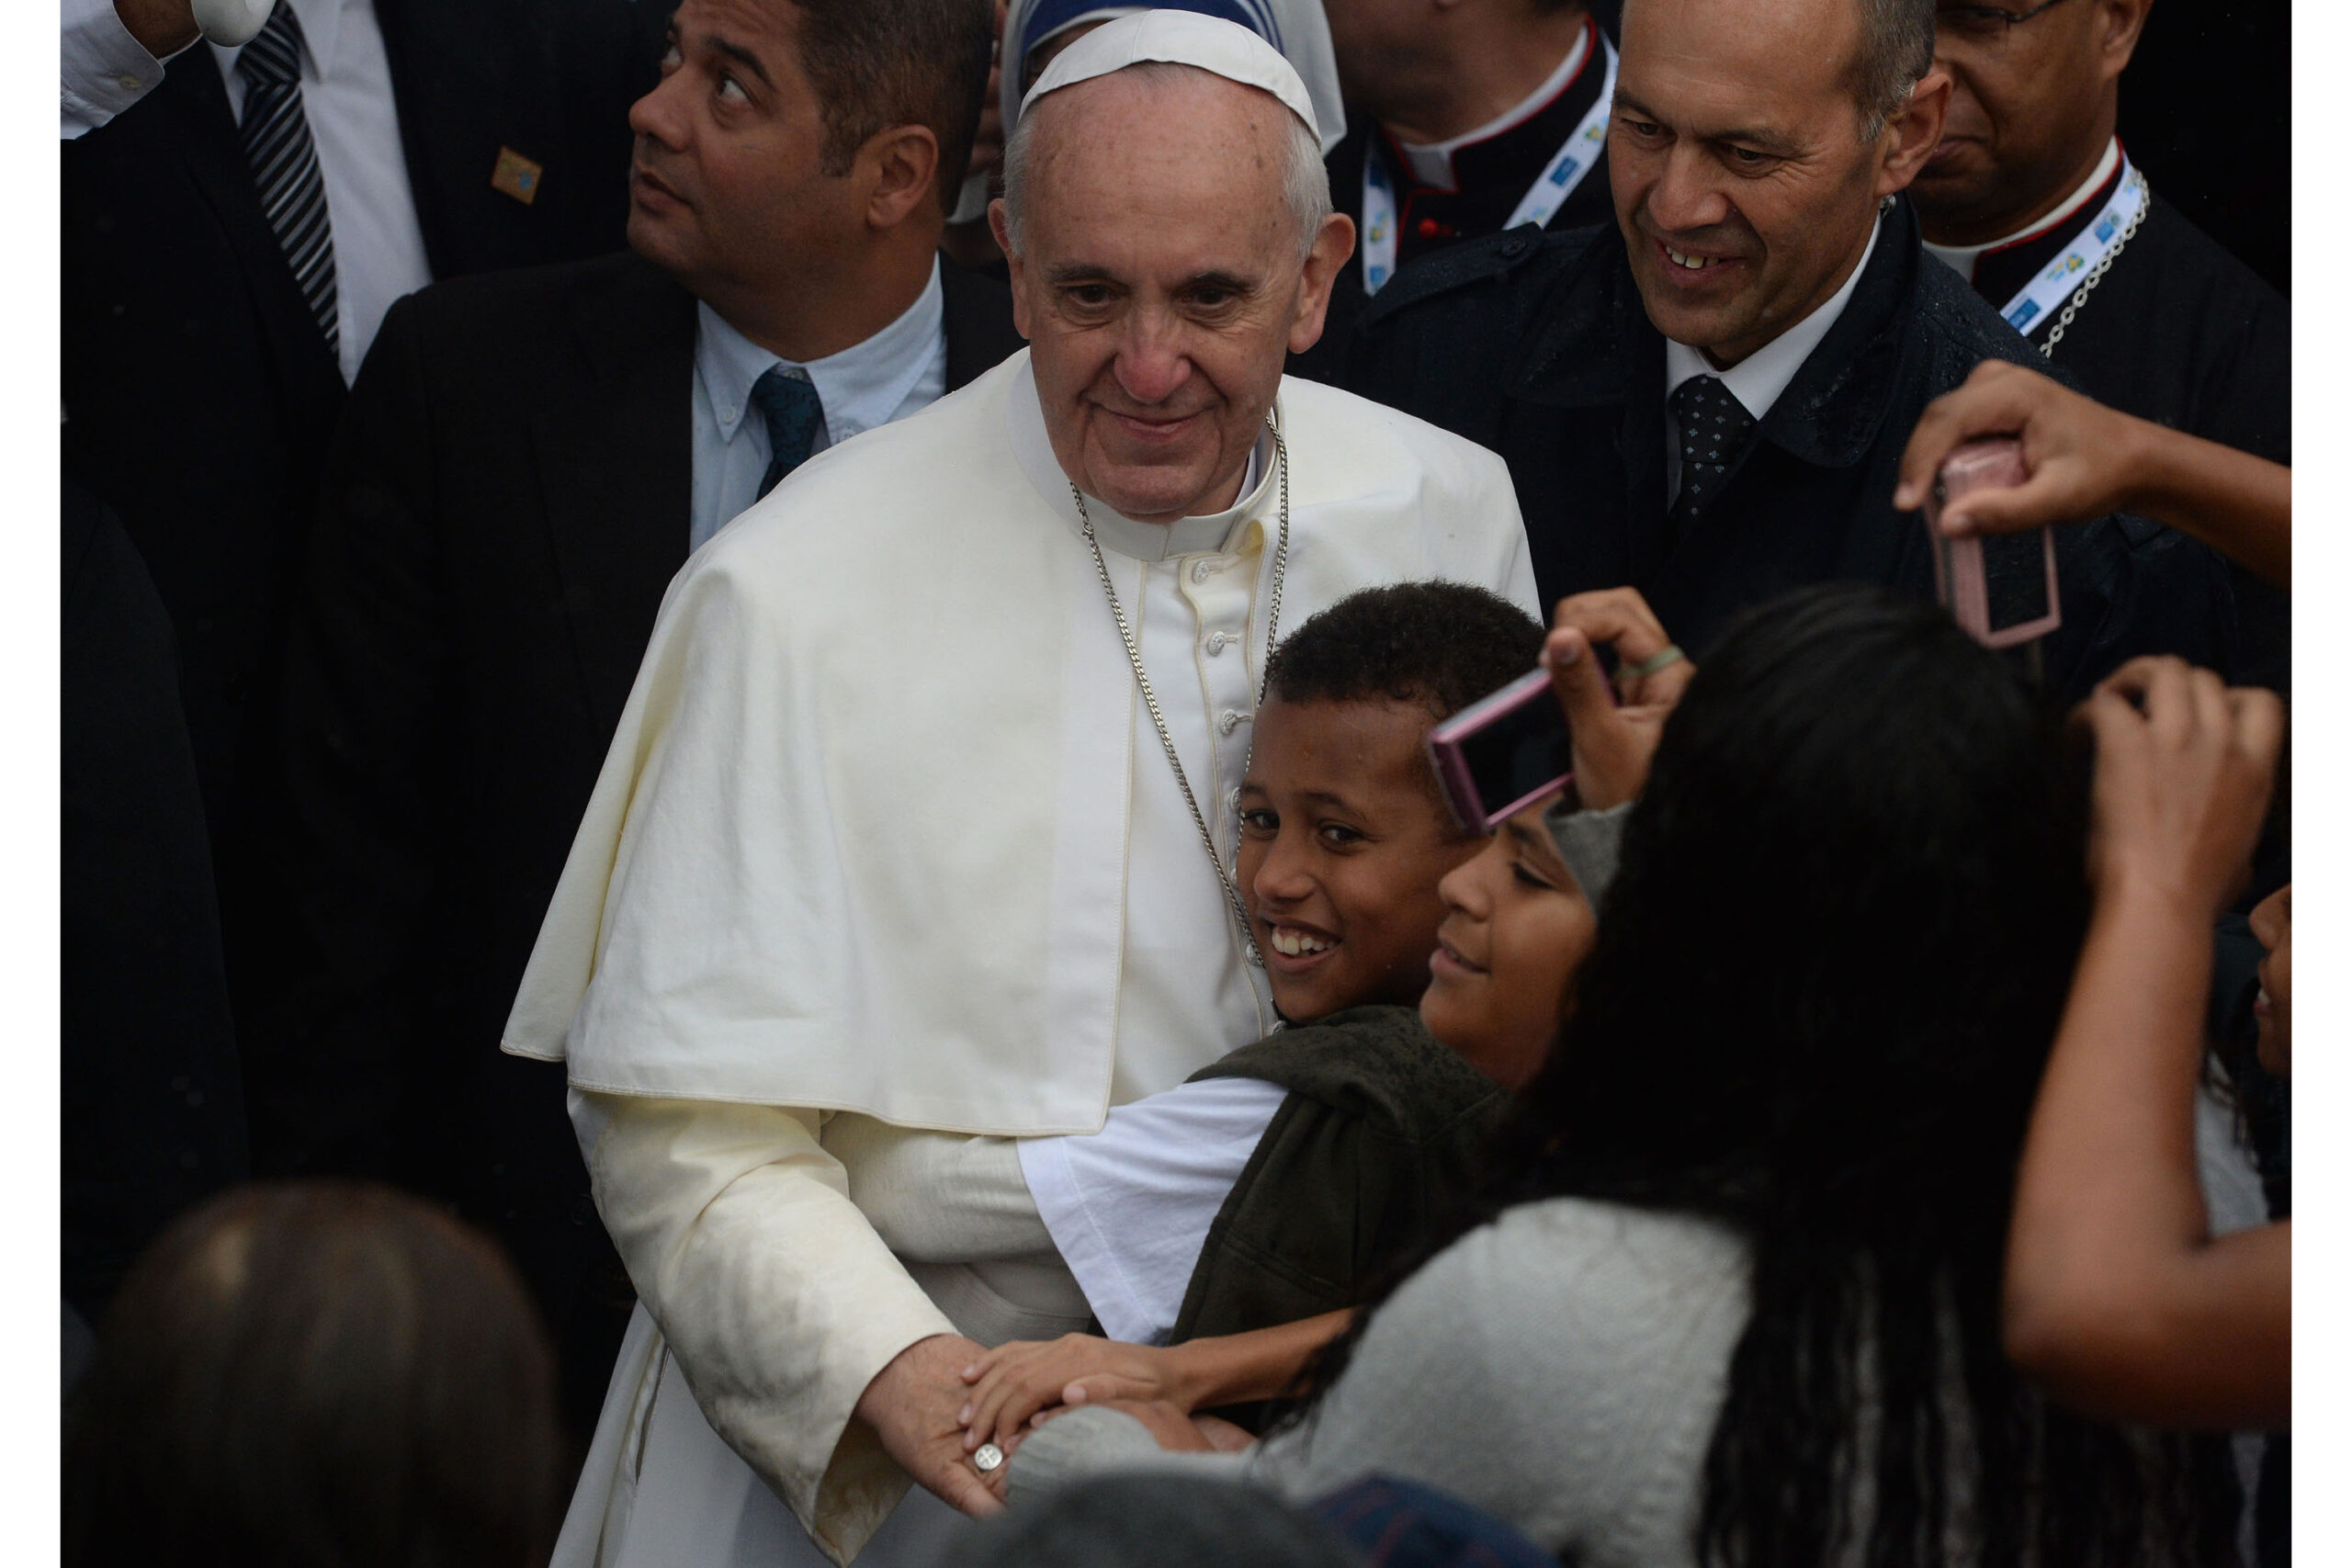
[{"left": 1937, "top": 0, "right": 2081, "bottom": 45}]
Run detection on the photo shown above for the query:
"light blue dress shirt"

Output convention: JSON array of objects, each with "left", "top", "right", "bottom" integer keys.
[{"left": 688, "top": 257, "right": 950, "bottom": 552}]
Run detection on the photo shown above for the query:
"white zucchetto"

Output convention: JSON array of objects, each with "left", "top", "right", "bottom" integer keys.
[{"left": 1018, "top": 8, "right": 1322, "bottom": 145}]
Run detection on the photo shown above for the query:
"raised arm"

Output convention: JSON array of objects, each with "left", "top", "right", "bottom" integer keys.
[
  {"left": 1894, "top": 360, "right": 2290, "bottom": 592},
  {"left": 2002, "top": 657, "right": 2289, "bottom": 1430}
]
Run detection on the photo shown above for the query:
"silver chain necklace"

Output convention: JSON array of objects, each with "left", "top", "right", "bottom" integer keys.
[
  {"left": 2039, "top": 180, "right": 2148, "bottom": 358},
  {"left": 1074, "top": 416, "right": 1290, "bottom": 967}
]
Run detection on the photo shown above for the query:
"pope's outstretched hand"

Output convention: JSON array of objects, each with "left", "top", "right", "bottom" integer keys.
[{"left": 856, "top": 1334, "right": 1004, "bottom": 1517}]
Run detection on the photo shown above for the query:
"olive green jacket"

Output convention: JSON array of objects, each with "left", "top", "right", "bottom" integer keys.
[{"left": 1170, "top": 1005, "right": 1508, "bottom": 1345}]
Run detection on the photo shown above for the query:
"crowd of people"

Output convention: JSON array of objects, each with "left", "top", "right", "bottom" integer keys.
[{"left": 60, "top": 0, "right": 2290, "bottom": 1565}]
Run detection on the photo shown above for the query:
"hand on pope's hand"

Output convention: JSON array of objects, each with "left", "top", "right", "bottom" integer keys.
[
  {"left": 854, "top": 1333, "right": 1002, "bottom": 1517},
  {"left": 1544, "top": 587, "right": 1691, "bottom": 810},
  {"left": 2080, "top": 657, "right": 2282, "bottom": 917},
  {"left": 1894, "top": 359, "right": 2143, "bottom": 538},
  {"left": 959, "top": 1334, "right": 1192, "bottom": 1455}
]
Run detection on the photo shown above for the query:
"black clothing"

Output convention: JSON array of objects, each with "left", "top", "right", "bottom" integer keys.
[
  {"left": 1294, "top": 16, "right": 1615, "bottom": 385},
  {"left": 1172, "top": 1007, "right": 1505, "bottom": 1347},
  {"left": 268, "top": 249, "right": 1023, "bottom": 1442},
  {"left": 1947, "top": 171, "right": 2290, "bottom": 694},
  {"left": 1345, "top": 199, "right": 2232, "bottom": 696},
  {"left": 60, "top": 0, "right": 666, "bottom": 1043},
  {"left": 62, "top": 482, "right": 249, "bottom": 1322}
]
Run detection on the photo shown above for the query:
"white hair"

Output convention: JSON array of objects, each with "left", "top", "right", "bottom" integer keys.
[{"left": 1001, "top": 62, "right": 1331, "bottom": 260}]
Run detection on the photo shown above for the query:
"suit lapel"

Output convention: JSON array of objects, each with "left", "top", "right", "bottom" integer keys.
[
  {"left": 160, "top": 53, "right": 344, "bottom": 414},
  {"left": 533, "top": 257, "right": 698, "bottom": 733}
]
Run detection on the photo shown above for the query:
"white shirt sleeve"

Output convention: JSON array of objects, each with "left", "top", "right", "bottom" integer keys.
[
  {"left": 577, "top": 1089, "right": 958, "bottom": 1564},
  {"left": 62, "top": 0, "right": 177, "bottom": 139},
  {"left": 1017, "top": 1076, "right": 1290, "bottom": 1344}
]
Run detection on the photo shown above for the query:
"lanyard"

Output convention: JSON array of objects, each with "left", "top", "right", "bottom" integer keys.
[
  {"left": 1995, "top": 155, "right": 2148, "bottom": 339},
  {"left": 1361, "top": 37, "right": 1619, "bottom": 297}
]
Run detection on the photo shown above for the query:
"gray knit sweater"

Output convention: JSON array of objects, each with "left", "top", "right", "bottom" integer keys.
[{"left": 1006, "top": 1198, "right": 1753, "bottom": 1566}]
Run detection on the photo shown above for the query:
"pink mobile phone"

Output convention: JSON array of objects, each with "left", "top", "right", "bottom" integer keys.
[
  {"left": 1925, "top": 437, "right": 2061, "bottom": 649},
  {"left": 1426, "top": 669, "right": 1573, "bottom": 833}
]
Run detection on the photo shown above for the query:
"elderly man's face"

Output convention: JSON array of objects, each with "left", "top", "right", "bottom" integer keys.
[
  {"left": 1911, "top": 0, "right": 2144, "bottom": 243},
  {"left": 1610, "top": 0, "right": 1948, "bottom": 367},
  {"left": 995, "top": 70, "right": 1353, "bottom": 524}
]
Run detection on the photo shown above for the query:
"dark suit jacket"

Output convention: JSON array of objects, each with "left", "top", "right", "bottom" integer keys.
[
  {"left": 267, "top": 249, "right": 1023, "bottom": 1433},
  {"left": 1345, "top": 199, "right": 2232, "bottom": 698},
  {"left": 62, "top": 483, "right": 248, "bottom": 1322},
  {"left": 60, "top": 0, "right": 665, "bottom": 996}
]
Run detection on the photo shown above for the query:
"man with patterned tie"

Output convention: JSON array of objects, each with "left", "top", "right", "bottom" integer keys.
[
  {"left": 1346, "top": 0, "right": 2227, "bottom": 695},
  {"left": 1907, "top": 0, "right": 2288, "bottom": 694},
  {"left": 266, "top": 0, "right": 1024, "bottom": 1452}
]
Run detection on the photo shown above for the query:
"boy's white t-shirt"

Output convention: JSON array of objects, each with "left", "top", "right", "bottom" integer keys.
[{"left": 1018, "top": 1076, "right": 1291, "bottom": 1344}]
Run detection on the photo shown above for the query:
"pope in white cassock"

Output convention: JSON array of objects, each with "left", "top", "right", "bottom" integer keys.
[{"left": 503, "top": 13, "right": 1538, "bottom": 1567}]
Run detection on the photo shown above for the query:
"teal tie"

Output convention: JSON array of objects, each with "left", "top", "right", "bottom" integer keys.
[{"left": 752, "top": 367, "right": 826, "bottom": 499}]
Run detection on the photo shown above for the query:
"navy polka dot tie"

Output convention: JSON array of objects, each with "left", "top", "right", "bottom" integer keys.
[
  {"left": 752, "top": 367, "right": 826, "bottom": 500},
  {"left": 1670, "top": 375, "right": 1755, "bottom": 528}
]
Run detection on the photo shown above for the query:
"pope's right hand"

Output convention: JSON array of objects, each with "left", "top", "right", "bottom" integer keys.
[{"left": 854, "top": 1333, "right": 1002, "bottom": 1517}]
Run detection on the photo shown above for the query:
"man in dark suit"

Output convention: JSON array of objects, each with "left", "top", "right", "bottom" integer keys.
[
  {"left": 1346, "top": 0, "right": 2225, "bottom": 695},
  {"left": 1909, "top": 0, "right": 2288, "bottom": 694},
  {"left": 60, "top": 0, "right": 667, "bottom": 1053},
  {"left": 1296, "top": 0, "right": 1614, "bottom": 382},
  {"left": 62, "top": 481, "right": 250, "bottom": 1340},
  {"left": 269, "top": 0, "right": 1018, "bottom": 1442}
]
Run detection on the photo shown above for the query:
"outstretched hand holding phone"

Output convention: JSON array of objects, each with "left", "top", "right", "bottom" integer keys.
[
  {"left": 1894, "top": 360, "right": 2290, "bottom": 591},
  {"left": 1542, "top": 588, "right": 1693, "bottom": 810}
]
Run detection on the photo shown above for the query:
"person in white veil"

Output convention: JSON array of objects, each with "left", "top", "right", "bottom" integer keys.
[{"left": 999, "top": 0, "right": 1347, "bottom": 157}]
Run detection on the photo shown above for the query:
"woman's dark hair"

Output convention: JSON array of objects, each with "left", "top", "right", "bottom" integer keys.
[
  {"left": 1308, "top": 584, "right": 2230, "bottom": 1565},
  {"left": 63, "top": 1180, "right": 564, "bottom": 1568}
]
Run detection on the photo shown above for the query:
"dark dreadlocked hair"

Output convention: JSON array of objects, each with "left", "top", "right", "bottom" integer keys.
[{"left": 1298, "top": 583, "right": 2234, "bottom": 1566}]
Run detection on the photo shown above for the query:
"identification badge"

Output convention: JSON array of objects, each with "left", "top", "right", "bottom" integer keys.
[
  {"left": 1996, "top": 155, "right": 2144, "bottom": 339},
  {"left": 1361, "top": 34, "right": 1617, "bottom": 297},
  {"left": 492, "top": 147, "right": 544, "bottom": 206}
]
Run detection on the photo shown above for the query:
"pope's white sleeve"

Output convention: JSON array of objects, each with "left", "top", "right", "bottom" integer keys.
[{"left": 578, "top": 1089, "right": 956, "bottom": 1564}]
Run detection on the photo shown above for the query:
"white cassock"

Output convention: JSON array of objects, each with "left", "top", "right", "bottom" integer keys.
[{"left": 503, "top": 348, "right": 1537, "bottom": 1565}]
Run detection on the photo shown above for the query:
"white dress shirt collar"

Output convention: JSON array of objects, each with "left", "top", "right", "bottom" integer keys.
[
  {"left": 211, "top": 0, "right": 345, "bottom": 82},
  {"left": 1007, "top": 355, "right": 1279, "bottom": 562},
  {"left": 696, "top": 256, "right": 947, "bottom": 454},
  {"left": 1923, "top": 137, "right": 2121, "bottom": 284},
  {"left": 1665, "top": 212, "right": 1881, "bottom": 423},
  {"left": 1395, "top": 21, "right": 1592, "bottom": 192}
]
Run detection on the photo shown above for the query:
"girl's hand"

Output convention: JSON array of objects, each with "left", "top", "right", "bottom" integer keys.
[
  {"left": 2081, "top": 657, "right": 2282, "bottom": 917},
  {"left": 959, "top": 1334, "right": 1193, "bottom": 1456},
  {"left": 1544, "top": 586, "right": 1692, "bottom": 810}
]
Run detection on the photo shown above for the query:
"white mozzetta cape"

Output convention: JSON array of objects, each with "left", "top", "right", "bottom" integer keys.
[{"left": 503, "top": 350, "right": 1535, "bottom": 1133}]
